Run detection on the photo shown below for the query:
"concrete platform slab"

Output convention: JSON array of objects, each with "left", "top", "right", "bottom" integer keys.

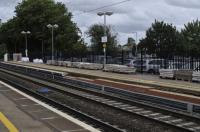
[
  {"left": 20, "top": 104, "right": 48, "bottom": 112},
  {"left": 45, "top": 117, "right": 91, "bottom": 132},
  {"left": 0, "top": 81, "right": 100, "bottom": 132},
  {"left": 28, "top": 110, "right": 60, "bottom": 119},
  {"left": 0, "top": 89, "right": 52, "bottom": 132}
]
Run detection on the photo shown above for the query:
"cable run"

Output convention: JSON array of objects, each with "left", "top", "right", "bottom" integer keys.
[{"left": 75, "top": 0, "right": 132, "bottom": 16}]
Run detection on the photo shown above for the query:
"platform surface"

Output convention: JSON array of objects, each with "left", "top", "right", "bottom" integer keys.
[
  {"left": 8, "top": 62, "right": 200, "bottom": 92},
  {"left": 0, "top": 81, "right": 99, "bottom": 132}
]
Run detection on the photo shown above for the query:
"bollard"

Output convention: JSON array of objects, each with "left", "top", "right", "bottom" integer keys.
[
  {"left": 52, "top": 73, "right": 54, "bottom": 79},
  {"left": 102, "top": 86, "right": 105, "bottom": 92},
  {"left": 187, "top": 103, "right": 193, "bottom": 114}
]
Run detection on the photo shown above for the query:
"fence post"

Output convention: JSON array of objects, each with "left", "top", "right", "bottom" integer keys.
[
  {"left": 187, "top": 103, "right": 193, "bottom": 114},
  {"left": 164, "top": 58, "right": 167, "bottom": 69},
  {"left": 141, "top": 49, "right": 143, "bottom": 74},
  {"left": 102, "top": 85, "right": 105, "bottom": 93},
  {"left": 92, "top": 52, "right": 94, "bottom": 63},
  {"left": 121, "top": 49, "right": 124, "bottom": 65},
  {"left": 191, "top": 57, "right": 194, "bottom": 70}
]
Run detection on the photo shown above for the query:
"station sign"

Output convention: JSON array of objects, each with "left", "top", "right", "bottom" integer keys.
[{"left": 101, "top": 36, "right": 107, "bottom": 43}]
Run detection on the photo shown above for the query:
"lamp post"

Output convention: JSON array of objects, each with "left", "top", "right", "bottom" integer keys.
[
  {"left": 21, "top": 31, "right": 31, "bottom": 57},
  {"left": 133, "top": 32, "right": 138, "bottom": 56},
  {"left": 121, "top": 46, "right": 128, "bottom": 65},
  {"left": 47, "top": 24, "right": 59, "bottom": 61},
  {"left": 97, "top": 11, "right": 113, "bottom": 70}
]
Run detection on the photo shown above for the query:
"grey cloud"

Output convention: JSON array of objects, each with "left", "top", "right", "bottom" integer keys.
[
  {"left": 0, "top": 0, "right": 21, "bottom": 22},
  {"left": 165, "top": 0, "right": 200, "bottom": 9},
  {"left": 0, "top": 7, "right": 15, "bottom": 21},
  {"left": 0, "top": 0, "right": 19, "bottom": 7},
  {"left": 1, "top": 0, "right": 200, "bottom": 44}
]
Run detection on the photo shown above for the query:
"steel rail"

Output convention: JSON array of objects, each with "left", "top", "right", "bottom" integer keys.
[
  {"left": 0, "top": 66, "right": 199, "bottom": 131},
  {"left": 0, "top": 71, "right": 125, "bottom": 132}
]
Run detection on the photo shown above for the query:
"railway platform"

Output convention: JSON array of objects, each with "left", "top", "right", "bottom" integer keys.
[
  {"left": 7, "top": 61, "right": 200, "bottom": 93},
  {"left": 0, "top": 81, "right": 99, "bottom": 132}
]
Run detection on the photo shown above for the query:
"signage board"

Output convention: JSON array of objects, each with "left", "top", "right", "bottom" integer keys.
[{"left": 101, "top": 36, "right": 107, "bottom": 43}]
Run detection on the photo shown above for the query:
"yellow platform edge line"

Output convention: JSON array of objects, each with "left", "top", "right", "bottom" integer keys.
[{"left": 0, "top": 112, "right": 19, "bottom": 132}]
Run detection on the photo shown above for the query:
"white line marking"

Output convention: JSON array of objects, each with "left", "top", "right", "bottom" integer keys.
[
  {"left": 147, "top": 113, "right": 160, "bottom": 116},
  {"left": 125, "top": 106, "right": 137, "bottom": 110},
  {"left": 117, "top": 104, "right": 130, "bottom": 108},
  {"left": 21, "top": 105, "right": 28, "bottom": 107},
  {"left": 132, "top": 108, "right": 144, "bottom": 112},
  {"left": 41, "top": 117, "right": 59, "bottom": 120},
  {"left": 104, "top": 100, "right": 116, "bottom": 103},
  {"left": 62, "top": 129, "right": 88, "bottom": 132},
  {"left": 177, "top": 122, "right": 195, "bottom": 127},
  {"left": 112, "top": 102, "right": 123, "bottom": 105},
  {"left": 136, "top": 111, "right": 152, "bottom": 114},
  {"left": 0, "top": 81, "right": 100, "bottom": 132},
  {"left": 14, "top": 97, "right": 28, "bottom": 101},
  {"left": 29, "top": 110, "right": 46, "bottom": 113},
  {"left": 154, "top": 116, "right": 171, "bottom": 120},
  {"left": 166, "top": 119, "right": 182, "bottom": 123},
  {"left": 193, "top": 126, "right": 200, "bottom": 130}
]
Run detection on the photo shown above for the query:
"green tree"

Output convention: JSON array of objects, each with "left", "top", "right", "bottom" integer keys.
[
  {"left": 138, "top": 20, "right": 179, "bottom": 58},
  {"left": 86, "top": 24, "right": 118, "bottom": 56},
  {"left": 0, "top": 43, "right": 7, "bottom": 58},
  {"left": 180, "top": 20, "right": 200, "bottom": 57},
  {"left": 71, "top": 39, "right": 87, "bottom": 58},
  {"left": 127, "top": 37, "right": 136, "bottom": 56},
  {"left": 0, "top": 0, "right": 84, "bottom": 58}
]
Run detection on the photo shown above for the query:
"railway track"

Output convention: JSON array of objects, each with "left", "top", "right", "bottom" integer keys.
[
  {"left": 0, "top": 63, "right": 200, "bottom": 132},
  {"left": 2, "top": 62, "right": 200, "bottom": 114},
  {"left": 0, "top": 71, "right": 125, "bottom": 132}
]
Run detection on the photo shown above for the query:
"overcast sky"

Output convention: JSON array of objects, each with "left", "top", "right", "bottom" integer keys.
[{"left": 1, "top": 0, "right": 200, "bottom": 45}]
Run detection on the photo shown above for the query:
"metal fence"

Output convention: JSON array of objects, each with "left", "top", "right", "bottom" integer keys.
[
  {"left": 128, "top": 56, "right": 200, "bottom": 73},
  {"left": 6, "top": 50, "right": 200, "bottom": 73}
]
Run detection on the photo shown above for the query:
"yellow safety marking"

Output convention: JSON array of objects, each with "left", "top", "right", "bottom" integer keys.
[{"left": 0, "top": 112, "right": 19, "bottom": 132}]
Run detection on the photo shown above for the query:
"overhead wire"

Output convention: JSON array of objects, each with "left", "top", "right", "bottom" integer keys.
[{"left": 74, "top": 0, "right": 132, "bottom": 16}]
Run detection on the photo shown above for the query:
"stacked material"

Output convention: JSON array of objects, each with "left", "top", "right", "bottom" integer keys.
[
  {"left": 192, "top": 71, "right": 200, "bottom": 82},
  {"left": 21, "top": 57, "right": 30, "bottom": 62},
  {"left": 46, "top": 60, "right": 57, "bottom": 65},
  {"left": 33, "top": 59, "right": 43, "bottom": 64},
  {"left": 4, "top": 53, "right": 8, "bottom": 62},
  {"left": 46, "top": 61, "right": 135, "bottom": 73},
  {"left": 104, "top": 64, "right": 136, "bottom": 74},
  {"left": 46, "top": 60, "right": 51, "bottom": 65},
  {"left": 47, "top": 60, "right": 53, "bottom": 65},
  {"left": 71, "top": 62, "right": 82, "bottom": 68},
  {"left": 174, "top": 70, "right": 193, "bottom": 81},
  {"left": 57, "top": 61, "right": 66, "bottom": 66},
  {"left": 80, "top": 63, "right": 103, "bottom": 70},
  {"left": 71, "top": 62, "right": 103, "bottom": 70},
  {"left": 13, "top": 53, "right": 22, "bottom": 61},
  {"left": 64, "top": 61, "right": 72, "bottom": 67},
  {"left": 159, "top": 69, "right": 175, "bottom": 79}
]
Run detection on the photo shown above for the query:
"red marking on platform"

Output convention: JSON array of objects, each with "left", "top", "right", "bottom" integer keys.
[{"left": 76, "top": 77, "right": 200, "bottom": 104}]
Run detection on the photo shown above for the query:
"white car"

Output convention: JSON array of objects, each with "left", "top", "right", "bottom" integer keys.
[
  {"left": 133, "top": 59, "right": 166, "bottom": 74},
  {"left": 125, "top": 59, "right": 137, "bottom": 67}
]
